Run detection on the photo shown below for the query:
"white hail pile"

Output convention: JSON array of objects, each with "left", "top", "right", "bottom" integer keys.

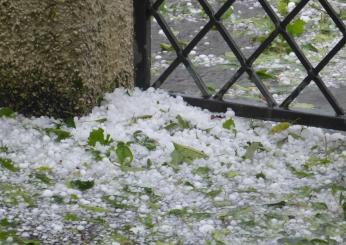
[{"left": 0, "top": 88, "right": 345, "bottom": 245}]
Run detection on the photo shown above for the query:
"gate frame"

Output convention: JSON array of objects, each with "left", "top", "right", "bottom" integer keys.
[{"left": 134, "top": 0, "right": 346, "bottom": 131}]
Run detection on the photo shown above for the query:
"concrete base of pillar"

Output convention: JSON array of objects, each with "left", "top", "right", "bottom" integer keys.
[{"left": 0, "top": 0, "right": 133, "bottom": 118}]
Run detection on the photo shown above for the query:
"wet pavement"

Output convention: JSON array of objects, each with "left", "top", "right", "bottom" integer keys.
[{"left": 150, "top": 0, "right": 346, "bottom": 119}]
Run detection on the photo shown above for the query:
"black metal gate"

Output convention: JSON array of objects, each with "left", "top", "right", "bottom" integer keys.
[{"left": 134, "top": 0, "right": 346, "bottom": 131}]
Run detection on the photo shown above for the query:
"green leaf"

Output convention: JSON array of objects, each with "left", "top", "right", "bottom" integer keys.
[
  {"left": 207, "top": 189, "right": 222, "bottom": 198},
  {"left": 159, "top": 0, "right": 168, "bottom": 14},
  {"left": 91, "top": 217, "right": 107, "bottom": 225},
  {"left": 19, "top": 238, "right": 42, "bottom": 245},
  {"left": 288, "top": 132, "right": 304, "bottom": 140},
  {"left": 0, "top": 219, "right": 10, "bottom": 227},
  {"left": 64, "top": 213, "right": 80, "bottom": 221},
  {"left": 220, "top": 7, "right": 233, "bottom": 21},
  {"left": 242, "top": 142, "right": 265, "bottom": 160},
  {"left": 212, "top": 230, "right": 226, "bottom": 244},
  {"left": 144, "top": 187, "right": 161, "bottom": 203},
  {"left": 146, "top": 158, "right": 153, "bottom": 169},
  {"left": 0, "top": 146, "right": 8, "bottom": 153},
  {"left": 79, "top": 204, "right": 107, "bottom": 213},
  {"left": 277, "top": 237, "right": 309, "bottom": 245},
  {"left": 287, "top": 19, "right": 305, "bottom": 37},
  {"left": 164, "top": 121, "right": 179, "bottom": 131},
  {"left": 190, "top": 212, "right": 212, "bottom": 221},
  {"left": 64, "top": 117, "right": 76, "bottom": 128},
  {"left": 267, "top": 200, "right": 287, "bottom": 208},
  {"left": 0, "top": 218, "right": 16, "bottom": 228},
  {"left": 35, "top": 166, "right": 52, "bottom": 172},
  {"left": 302, "top": 43, "right": 319, "bottom": 53},
  {"left": 70, "top": 194, "right": 79, "bottom": 201},
  {"left": 141, "top": 215, "right": 155, "bottom": 229},
  {"left": 34, "top": 172, "right": 53, "bottom": 185},
  {"left": 90, "top": 149, "right": 103, "bottom": 161},
  {"left": 224, "top": 52, "right": 239, "bottom": 67},
  {"left": 340, "top": 9, "right": 346, "bottom": 20},
  {"left": 0, "top": 231, "right": 16, "bottom": 241},
  {"left": 69, "top": 180, "right": 94, "bottom": 191},
  {"left": 170, "top": 142, "right": 208, "bottom": 165},
  {"left": 0, "top": 237, "right": 35, "bottom": 245},
  {"left": 311, "top": 202, "right": 328, "bottom": 210},
  {"left": 303, "top": 157, "right": 331, "bottom": 170},
  {"left": 168, "top": 208, "right": 188, "bottom": 217},
  {"left": 45, "top": 128, "right": 72, "bottom": 142},
  {"left": 0, "top": 158, "right": 19, "bottom": 172},
  {"left": 179, "top": 41, "right": 188, "bottom": 48},
  {"left": 160, "top": 43, "right": 174, "bottom": 51},
  {"left": 117, "top": 166, "right": 144, "bottom": 173},
  {"left": 313, "top": 33, "right": 334, "bottom": 43},
  {"left": 164, "top": 116, "right": 193, "bottom": 132},
  {"left": 270, "top": 122, "right": 291, "bottom": 134},
  {"left": 156, "top": 242, "right": 175, "bottom": 245},
  {"left": 256, "top": 172, "right": 266, "bottom": 180},
  {"left": 160, "top": 41, "right": 187, "bottom": 52},
  {"left": 256, "top": 69, "right": 276, "bottom": 80},
  {"left": 103, "top": 195, "right": 135, "bottom": 209},
  {"left": 192, "top": 166, "right": 210, "bottom": 176},
  {"left": 182, "top": 181, "right": 195, "bottom": 188},
  {"left": 0, "top": 183, "right": 35, "bottom": 206},
  {"left": 287, "top": 165, "right": 313, "bottom": 178},
  {"left": 310, "top": 239, "right": 329, "bottom": 245},
  {"left": 95, "top": 118, "right": 107, "bottom": 123},
  {"left": 111, "top": 231, "right": 134, "bottom": 245},
  {"left": 176, "top": 115, "right": 191, "bottom": 129},
  {"left": 52, "top": 195, "right": 64, "bottom": 204},
  {"left": 291, "top": 102, "right": 315, "bottom": 110},
  {"left": 251, "top": 35, "right": 267, "bottom": 44},
  {"left": 0, "top": 107, "right": 15, "bottom": 118},
  {"left": 223, "top": 118, "right": 235, "bottom": 130},
  {"left": 207, "top": 84, "right": 217, "bottom": 93},
  {"left": 133, "top": 130, "right": 159, "bottom": 151},
  {"left": 129, "top": 115, "right": 153, "bottom": 124},
  {"left": 87, "top": 128, "right": 112, "bottom": 146},
  {"left": 241, "top": 187, "right": 258, "bottom": 193},
  {"left": 330, "top": 184, "right": 346, "bottom": 195},
  {"left": 295, "top": 186, "right": 313, "bottom": 197},
  {"left": 223, "top": 171, "right": 239, "bottom": 179},
  {"left": 241, "top": 219, "right": 256, "bottom": 228},
  {"left": 278, "top": 0, "right": 289, "bottom": 15},
  {"left": 278, "top": 237, "right": 330, "bottom": 245},
  {"left": 116, "top": 142, "right": 134, "bottom": 167}
]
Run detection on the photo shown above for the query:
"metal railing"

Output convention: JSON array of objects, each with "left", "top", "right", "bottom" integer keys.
[{"left": 134, "top": 0, "right": 346, "bottom": 131}]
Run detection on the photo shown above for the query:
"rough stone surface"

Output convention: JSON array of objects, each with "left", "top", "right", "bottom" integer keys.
[{"left": 0, "top": 0, "right": 133, "bottom": 118}]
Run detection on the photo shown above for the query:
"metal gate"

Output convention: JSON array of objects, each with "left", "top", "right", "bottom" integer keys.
[{"left": 133, "top": 0, "right": 346, "bottom": 131}]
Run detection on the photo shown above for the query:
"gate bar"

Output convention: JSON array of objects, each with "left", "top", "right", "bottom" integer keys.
[
  {"left": 134, "top": 0, "right": 151, "bottom": 89},
  {"left": 179, "top": 95, "right": 346, "bottom": 131}
]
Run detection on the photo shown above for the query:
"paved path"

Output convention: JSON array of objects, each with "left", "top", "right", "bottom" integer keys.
[{"left": 150, "top": 1, "right": 346, "bottom": 132}]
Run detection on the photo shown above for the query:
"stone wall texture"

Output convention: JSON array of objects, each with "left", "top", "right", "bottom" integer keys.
[{"left": 0, "top": 0, "right": 133, "bottom": 118}]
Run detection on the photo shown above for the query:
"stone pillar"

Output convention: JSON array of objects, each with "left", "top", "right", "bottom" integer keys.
[{"left": 0, "top": 0, "right": 133, "bottom": 118}]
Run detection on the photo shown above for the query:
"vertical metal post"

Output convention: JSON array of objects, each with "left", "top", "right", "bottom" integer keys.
[{"left": 133, "top": 0, "right": 151, "bottom": 89}]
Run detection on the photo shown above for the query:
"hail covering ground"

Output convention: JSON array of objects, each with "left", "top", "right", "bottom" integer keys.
[
  {"left": 0, "top": 0, "right": 346, "bottom": 244},
  {"left": 0, "top": 88, "right": 346, "bottom": 244}
]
